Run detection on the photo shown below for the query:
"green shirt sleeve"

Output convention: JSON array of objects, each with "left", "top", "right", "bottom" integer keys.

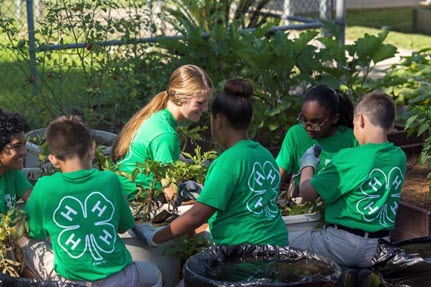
[
  {"left": 24, "top": 180, "right": 47, "bottom": 239},
  {"left": 148, "top": 133, "right": 181, "bottom": 163},
  {"left": 15, "top": 170, "right": 32, "bottom": 198}
]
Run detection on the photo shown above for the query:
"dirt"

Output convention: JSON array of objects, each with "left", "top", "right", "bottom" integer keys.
[{"left": 401, "top": 155, "right": 431, "bottom": 210}]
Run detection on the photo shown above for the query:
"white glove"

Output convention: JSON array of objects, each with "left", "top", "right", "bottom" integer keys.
[
  {"left": 133, "top": 222, "right": 159, "bottom": 247},
  {"left": 299, "top": 145, "right": 321, "bottom": 172}
]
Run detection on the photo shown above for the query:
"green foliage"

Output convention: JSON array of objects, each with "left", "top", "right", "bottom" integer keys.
[
  {"left": 0, "top": 0, "right": 172, "bottom": 130},
  {"left": 317, "top": 23, "right": 397, "bottom": 102},
  {"left": 164, "top": 0, "right": 274, "bottom": 31},
  {"left": 1, "top": 0, "right": 401, "bottom": 149},
  {"left": 380, "top": 49, "right": 431, "bottom": 107},
  {"left": 158, "top": 16, "right": 397, "bottom": 146},
  {"left": 163, "top": 233, "right": 210, "bottom": 263},
  {"left": 131, "top": 147, "right": 218, "bottom": 221},
  {"left": 0, "top": 208, "right": 28, "bottom": 277},
  {"left": 379, "top": 49, "right": 431, "bottom": 192},
  {"left": 405, "top": 106, "right": 431, "bottom": 193}
]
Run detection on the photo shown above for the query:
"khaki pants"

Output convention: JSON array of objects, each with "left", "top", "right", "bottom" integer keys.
[{"left": 23, "top": 239, "right": 163, "bottom": 287}]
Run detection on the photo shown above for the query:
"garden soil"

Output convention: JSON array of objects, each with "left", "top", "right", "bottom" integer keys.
[{"left": 401, "top": 155, "right": 431, "bottom": 210}]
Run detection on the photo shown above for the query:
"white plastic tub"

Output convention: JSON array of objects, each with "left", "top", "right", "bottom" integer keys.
[
  {"left": 283, "top": 213, "right": 321, "bottom": 232},
  {"left": 119, "top": 229, "right": 181, "bottom": 287}
]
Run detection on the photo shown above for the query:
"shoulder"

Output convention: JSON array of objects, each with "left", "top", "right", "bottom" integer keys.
[
  {"left": 4, "top": 169, "right": 23, "bottom": 179},
  {"left": 286, "top": 124, "right": 305, "bottom": 135},
  {"left": 94, "top": 169, "right": 120, "bottom": 181}
]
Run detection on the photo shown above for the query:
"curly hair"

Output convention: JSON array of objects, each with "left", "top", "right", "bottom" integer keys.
[{"left": 0, "top": 109, "right": 29, "bottom": 152}]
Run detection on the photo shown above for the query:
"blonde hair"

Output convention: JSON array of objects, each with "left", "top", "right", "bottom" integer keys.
[{"left": 111, "top": 64, "right": 213, "bottom": 162}]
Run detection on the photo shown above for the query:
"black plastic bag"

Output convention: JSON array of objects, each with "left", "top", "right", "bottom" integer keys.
[
  {"left": 372, "top": 237, "right": 431, "bottom": 286},
  {"left": 0, "top": 274, "right": 86, "bottom": 287},
  {"left": 183, "top": 244, "right": 342, "bottom": 287}
]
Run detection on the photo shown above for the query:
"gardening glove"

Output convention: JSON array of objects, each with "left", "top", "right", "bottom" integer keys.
[
  {"left": 133, "top": 222, "right": 160, "bottom": 247},
  {"left": 299, "top": 144, "right": 321, "bottom": 172},
  {"left": 174, "top": 181, "right": 203, "bottom": 207}
]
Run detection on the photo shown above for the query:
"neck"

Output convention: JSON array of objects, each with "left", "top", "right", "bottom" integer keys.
[
  {"left": 223, "top": 130, "right": 249, "bottom": 149},
  {"left": 59, "top": 157, "right": 92, "bottom": 173},
  {"left": 360, "top": 128, "right": 388, "bottom": 145},
  {"left": 324, "top": 124, "right": 338, "bottom": 138},
  {"left": 166, "top": 101, "right": 182, "bottom": 123}
]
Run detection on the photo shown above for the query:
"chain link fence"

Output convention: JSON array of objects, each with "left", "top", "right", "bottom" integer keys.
[{"left": 0, "top": 0, "right": 343, "bottom": 130}]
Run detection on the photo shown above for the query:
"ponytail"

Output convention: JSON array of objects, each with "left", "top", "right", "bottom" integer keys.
[
  {"left": 335, "top": 89, "right": 354, "bottom": 129},
  {"left": 111, "top": 91, "right": 169, "bottom": 162}
]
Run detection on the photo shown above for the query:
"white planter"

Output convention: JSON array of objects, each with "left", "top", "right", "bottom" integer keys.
[
  {"left": 283, "top": 213, "right": 321, "bottom": 232},
  {"left": 120, "top": 229, "right": 181, "bottom": 287}
]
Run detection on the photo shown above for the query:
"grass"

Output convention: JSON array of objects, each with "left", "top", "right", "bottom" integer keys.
[{"left": 345, "top": 7, "right": 431, "bottom": 52}]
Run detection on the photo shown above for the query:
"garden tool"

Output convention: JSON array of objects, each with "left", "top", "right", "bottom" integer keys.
[
  {"left": 287, "top": 144, "right": 322, "bottom": 200},
  {"left": 173, "top": 181, "right": 203, "bottom": 207}
]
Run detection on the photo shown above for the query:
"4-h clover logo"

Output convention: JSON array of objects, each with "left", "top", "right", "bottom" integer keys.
[
  {"left": 53, "top": 192, "right": 116, "bottom": 260},
  {"left": 356, "top": 167, "right": 404, "bottom": 227},
  {"left": 246, "top": 161, "right": 280, "bottom": 220}
]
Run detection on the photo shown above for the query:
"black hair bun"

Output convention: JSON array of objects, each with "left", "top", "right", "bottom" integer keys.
[{"left": 223, "top": 78, "right": 253, "bottom": 98}]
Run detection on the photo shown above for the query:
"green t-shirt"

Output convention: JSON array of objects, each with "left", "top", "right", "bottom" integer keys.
[
  {"left": 197, "top": 140, "right": 288, "bottom": 246},
  {"left": 0, "top": 169, "right": 32, "bottom": 215},
  {"left": 276, "top": 124, "right": 357, "bottom": 184},
  {"left": 25, "top": 169, "right": 134, "bottom": 281},
  {"left": 311, "top": 142, "right": 407, "bottom": 232},
  {"left": 117, "top": 109, "right": 181, "bottom": 201}
]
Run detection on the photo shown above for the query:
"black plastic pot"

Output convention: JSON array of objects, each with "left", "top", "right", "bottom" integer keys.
[
  {"left": 0, "top": 274, "right": 85, "bottom": 287},
  {"left": 372, "top": 237, "right": 431, "bottom": 286},
  {"left": 183, "top": 244, "right": 342, "bottom": 287}
]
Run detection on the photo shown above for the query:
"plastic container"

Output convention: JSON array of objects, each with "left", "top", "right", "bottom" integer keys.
[
  {"left": 0, "top": 273, "right": 85, "bottom": 287},
  {"left": 184, "top": 244, "right": 342, "bottom": 287},
  {"left": 119, "top": 229, "right": 181, "bottom": 287},
  {"left": 282, "top": 213, "right": 321, "bottom": 232}
]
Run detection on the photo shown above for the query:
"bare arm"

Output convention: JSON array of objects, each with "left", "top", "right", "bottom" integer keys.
[
  {"left": 279, "top": 167, "right": 289, "bottom": 184},
  {"left": 20, "top": 187, "right": 33, "bottom": 202},
  {"left": 153, "top": 202, "right": 216, "bottom": 244},
  {"left": 299, "top": 167, "right": 319, "bottom": 202}
]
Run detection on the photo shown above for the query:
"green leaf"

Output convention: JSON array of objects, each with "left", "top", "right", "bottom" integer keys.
[
  {"left": 405, "top": 114, "right": 420, "bottom": 128},
  {"left": 418, "top": 123, "right": 430, "bottom": 136}
]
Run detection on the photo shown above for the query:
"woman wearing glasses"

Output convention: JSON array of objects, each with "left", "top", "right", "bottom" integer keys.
[{"left": 276, "top": 85, "right": 357, "bottom": 190}]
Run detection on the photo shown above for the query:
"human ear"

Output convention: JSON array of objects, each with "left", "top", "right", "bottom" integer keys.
[
  {"left": 48, "top": 154, "right": 61, "bottom": 168},
  {"left": 331, "top": 113, "right": 340, "bottom": 124},
  {"left": 358, "top": 114, "right": 366, "bottom": 129},
  {"left": 88, "top": 143, "right": 95, "bottom": 161}
]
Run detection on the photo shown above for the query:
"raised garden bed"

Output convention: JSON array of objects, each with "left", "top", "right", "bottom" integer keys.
[{"left": 391, "top": 155, "right": 431, "bottom": 242}]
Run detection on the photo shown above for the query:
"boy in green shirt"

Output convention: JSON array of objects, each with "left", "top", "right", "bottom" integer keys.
[
  {"left": 290, "top": 92, "right": 407, "bottom": 268},
  {"left": 0, "top": 109, "right": 32, "bottom": 215},
  {"left": 23, "top": 116, "right": 162, "bottom": 286}
]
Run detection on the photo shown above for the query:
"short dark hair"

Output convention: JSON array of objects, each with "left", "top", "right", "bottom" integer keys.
[
  {"left": 354, "top": 91, "right": 396, "bottom": 130},
  {"left": 210, "top": 78, "right": 253, "bottom": 130},
  {"left": 45, "top": 115, "right": 92, "bottom": 160},
  {"left": 0, "top": 109, "right": 29, "bottom": 151}
]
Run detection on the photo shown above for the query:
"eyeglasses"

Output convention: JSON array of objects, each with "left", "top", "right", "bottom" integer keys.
[{"left": 296, "top": 113, "right": 332, "bottom": 132}]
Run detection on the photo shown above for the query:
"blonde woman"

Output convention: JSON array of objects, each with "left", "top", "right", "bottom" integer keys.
[{"left": 111, "top": 65, "right": 214, "bottom": 203}]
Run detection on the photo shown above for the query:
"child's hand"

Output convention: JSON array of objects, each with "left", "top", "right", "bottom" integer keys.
[
  {"left": 133, "top": 222, "right": 159, "bottom": 247},
  {"left": 300, "top": 145, "right": 321, "bottom": 172}
]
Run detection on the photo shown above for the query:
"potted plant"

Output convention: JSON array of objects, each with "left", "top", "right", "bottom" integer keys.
[
  {"left": 118, "top": 146, "right": 217, "bottom": 286},
  {"left": 0, "top": 208, "right": 28, "bottom": 277}
]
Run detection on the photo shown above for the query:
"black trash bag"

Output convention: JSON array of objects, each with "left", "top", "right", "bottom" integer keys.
[
  {"left": 183, "top": 244, "right": 342, "bottom": 287},
  {"left": 372, "top": 237, "right": 431, "bottom": 286},
  {"left": 0, "top": 274, "right": 86, "bottom": 287}
]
